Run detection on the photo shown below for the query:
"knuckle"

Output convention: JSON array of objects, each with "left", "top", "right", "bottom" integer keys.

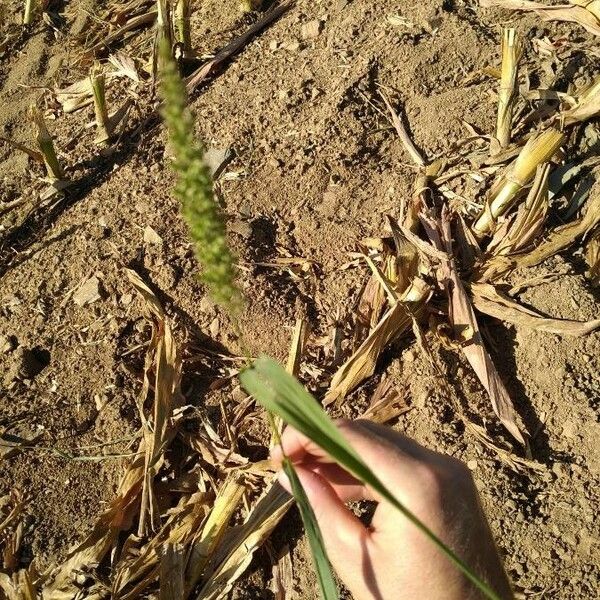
[
  {"left": 413, "top": 463, "right": 444, "bottom": 498},
  {"left": 413, "top": 458, "right": 472, "bottom": 500}
]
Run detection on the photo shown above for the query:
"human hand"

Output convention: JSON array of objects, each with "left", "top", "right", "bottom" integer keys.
[{"left": 271, "top": 419, "right": 513, "bottom": 600}]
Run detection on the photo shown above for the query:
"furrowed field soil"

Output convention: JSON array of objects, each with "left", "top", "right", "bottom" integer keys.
[{"left": 1, "top": 0, "right": 599, "bottom": 598}]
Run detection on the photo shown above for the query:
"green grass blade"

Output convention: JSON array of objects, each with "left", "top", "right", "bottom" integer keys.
[
  {"left": 240, "top": 356, "right": 504, "bottom": 600},
  {"left": 282, "top": 458, "right": 338, "bottom": 600}
]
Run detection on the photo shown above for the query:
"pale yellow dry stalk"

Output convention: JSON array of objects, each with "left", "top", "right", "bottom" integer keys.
[
  {"left": 487, "top": 163, "right": 551, "bottom": 258},
  {"left": 156, "top": 0, "right": 172, "bottom": 47},
  {"left": 324, "top": 277, "right": 431, "bottom": 405},
  {"left": 572, "top": 0, "right": 600, "bottom": 20},
  {"left": 174, "top": 0, "right": 191, "bottom": 53},
  {"left": 183, "top": 475, "right": 245, "bottom": 596},
  {"left": 271, "top": 318, "right": 308, "bottom": 443},
  {"left": 90, "top": 64, "right": 111, "bottom": 145},
  {"left": 240, "top": 0, "right": 263, "bottom": 12},
  {"left": 472, "top": 128, "right": 565, "bottom": 238},
  {"left": 495, "top": 28, "right": 522, "bottom": 150},
  {"left": 23, "top": 0, "right": 34, "bottom": 24},
  {"left": 30, "top": 108, "right": 64, "bottom": 181},
  {"left": 585, "top": 231, "right": 600, "bottom": 285}
]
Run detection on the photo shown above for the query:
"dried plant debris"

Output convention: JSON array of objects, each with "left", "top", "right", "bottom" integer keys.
[
  {"left": 585, "top": 231, "right": 600, "bottom": 285},
  {"left": 481, "top": 0, "right": 600, "bottom": 36},
  {"left": 322, "top": 21, "right": 600, "bottom": 449},
  {"left": 494, "top": 28, "right": 523, "bottom": 151}
]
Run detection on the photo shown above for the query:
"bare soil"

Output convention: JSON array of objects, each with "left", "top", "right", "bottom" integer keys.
[{"left": 1, "top": 1, "right": 599, "bottom": 598}]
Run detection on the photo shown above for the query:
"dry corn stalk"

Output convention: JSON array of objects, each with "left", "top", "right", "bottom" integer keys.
[
  {"left": 113, "top": 492, "right": 209, "bottom": 600},
  {"left": 470, "top": 282, "right": 600, "bottom": 336},
  {"left": 43, "top": 270, "right": 183, "bottom": 600},
  {"left": 31, "top": 108, "right": 64, "bottom": 181},
  {"left": 159, "top": 544, "right": 185, "bottom": 600},
  {"left": 90, "top": 64, "right": 111, "bottom": 145},
  {"left": 180, "top": 476, "right": 245, "bottom": 596},
  {"left": 156, "top": 0, "right": 173, "bottom": 49},
  {"left": 487, "top": 163, "right": 551, "bottom": 258},
  {"left": 54, "top": 78, "right": 94, "bottom": 113},
  {"left": 240, "top": 0, "right": 263, "bottom": 11},
  {"left": 174, "top": 0, "right": 191, "bottom": 53},
  {"left": 495, "top": 28, "right": 522, "bottom": 150},
  {"left": 434, "top": 211, "right": 526, "bottom": 446},
  {"left": 561, "top": 75, "right": 600, "bottom": 125},
  {"left": 23, "top": 0, "right": 34, "bottom": 24},
  {"left": 134, "top": 271, "right": 183, "bottom": 537},
  {"left": 271, "top": 318, "right": 308, "bottom": 442},
  {"left": 523, "top": 192, "right": 600, "bottom": 264},
  {"left": 472, "top": 128, "right": 565, "bottom": 238},
  {"left": 196, "top": 484, "right": 291, "bottom": 600}
]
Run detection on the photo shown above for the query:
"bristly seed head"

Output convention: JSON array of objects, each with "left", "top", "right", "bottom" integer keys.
[{"left": 158, "top": 40, "right": 243, "bottom": 315}]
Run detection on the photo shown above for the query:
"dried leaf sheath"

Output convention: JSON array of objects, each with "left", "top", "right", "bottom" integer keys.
[
  {"left": 495, "top": 28, "right": 522, "bottom": 149},
  {"left": 472, "top": 128, "right": 565, "bottom": 238},
  {"left": 423, "top": 211, "right": 527, "bottom": 446}
]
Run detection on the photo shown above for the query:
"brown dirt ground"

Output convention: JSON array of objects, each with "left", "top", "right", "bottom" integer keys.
[{"left": 1, "top": 0, "right": 599, "bottom": 598}]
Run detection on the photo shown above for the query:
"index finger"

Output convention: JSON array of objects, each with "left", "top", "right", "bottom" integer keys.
[{"left": 271, "top": 425, "right": 337, "bottom": 467}]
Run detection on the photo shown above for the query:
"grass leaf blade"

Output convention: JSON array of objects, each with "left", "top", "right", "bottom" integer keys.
[{"left": 282, "top": 458, "right": 338, "bottom": 600}]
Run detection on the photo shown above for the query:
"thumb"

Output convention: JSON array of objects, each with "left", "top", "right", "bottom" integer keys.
[{"left": 279, "top": 465, "right": 370, "bottom": 582}]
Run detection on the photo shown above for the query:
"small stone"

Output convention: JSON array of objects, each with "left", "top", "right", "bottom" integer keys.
[
  {"left": 73, "top": 276, "right": 103, "bottom": 307},
  {"left": 269, "top": 40, "right": 280, "bottom": 50},
  {"left": 284, "top": 40, "right": 301, "bottom": 52},
  {"left": 301, "top": 19, "right": 323, "bottom": 40},
  {"left": 199, "top": 296, "right": 215, "bottom": 315},
  {"left": 231, "top": 385, "right": 248, "bottom": 403},
  {"left": 403, "top": 348, "right": 417, "bottom": 363},
  {"left": 143, "top": 225, "right": 163, "bottom": 245},
  {"left": 209, "top": 317, "right": 220, "bottom": 339},
  {"left": 120, "top": 293, "right": 133, "bottom": 306},
  {"left": 0, "top": 334, "right": 16, "bottom": 354},
  {"left": 203, "top": 147, "right": 230, "bottom": 176},
  {"left": 229, "top": 219, "right": 252, "bottom": 240},
  {"left": 467, "top": 459, "right": 478, "bottom": 471}
]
